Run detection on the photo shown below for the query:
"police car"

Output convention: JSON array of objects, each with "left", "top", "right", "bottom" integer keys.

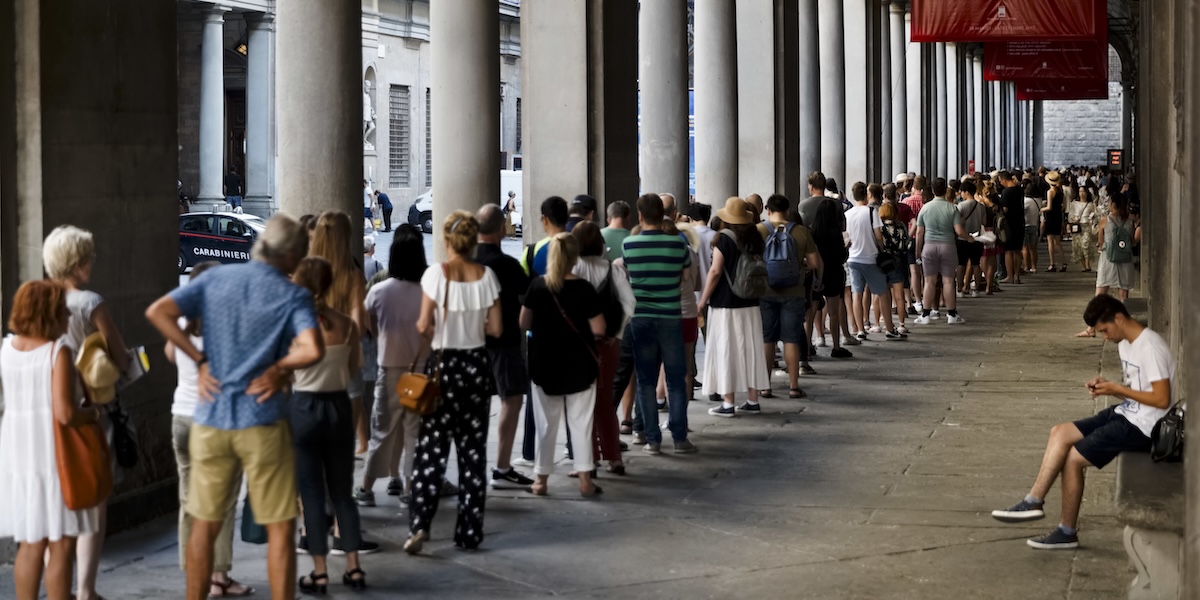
[{"left": 178, "top": 211, "right": 267, "bottom": 273}]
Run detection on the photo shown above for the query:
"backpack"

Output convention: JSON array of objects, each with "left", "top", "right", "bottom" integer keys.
[
  {"left": 596, "top": 266, "right": 626, "bottom": 338},
  {"left": 994, "top": 212, "right": 1009, "bottom": 244},
  {"left": 764, "top": 223, "right": 802, "bottom": 289},
  {"left": 1106, "top": 217, "right": 1134, "bottom": 264},
  {"left": 720, "top": 229, "right": 769, "bottom": 299}
]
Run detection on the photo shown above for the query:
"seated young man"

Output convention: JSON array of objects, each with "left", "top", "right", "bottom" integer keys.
[{"left": 991, "top": 295, "right": 1176, "bottom": 549}]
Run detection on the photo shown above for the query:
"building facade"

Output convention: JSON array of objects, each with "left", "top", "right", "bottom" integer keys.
[{"left": 176, "top": 0, "right": 523, "bottom": 217}]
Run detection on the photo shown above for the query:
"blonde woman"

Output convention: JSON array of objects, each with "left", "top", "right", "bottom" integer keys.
[
  {"left": 0, "top": 281, "right": 101, "bottom": 600},
  {"left": 308, "top": 211, "right": 370, "bottom": 454},
  {"left": 521, "top": 232, "right": 607, "bottom": 496},
  {"left": 289, "top": 257, "right": 366, "bottom": 592},
  {"left": 405, "top": 211, "right": 502, "bottom": 554},
  {"left": 42, "top": 225, "right": 130, "bottom": 600}
]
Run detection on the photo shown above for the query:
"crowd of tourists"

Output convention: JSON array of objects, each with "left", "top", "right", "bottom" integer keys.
[{"left": 0, "top": 162, "right": 1159, "bottom": 599}]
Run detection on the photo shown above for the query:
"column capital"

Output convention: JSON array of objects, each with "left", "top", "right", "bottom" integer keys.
[
  {"left": 889, "top": 0, "right": 907, "bottom": 14},
  {"left": 203, "top": 5, "right": 229, "bottom": 24},
  {"left": 247, "top": 13, "right": 275, "bottom": 31}
]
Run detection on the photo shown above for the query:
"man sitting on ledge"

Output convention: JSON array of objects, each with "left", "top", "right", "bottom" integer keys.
[{"left": 991, "top": 295, "right": 1176, "bottom": 549}]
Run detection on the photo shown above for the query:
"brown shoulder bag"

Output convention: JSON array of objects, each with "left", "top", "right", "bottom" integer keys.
[
  {"left": 396, "top": 264, "right": 450, "bottom": 415},
  {"left": 51, "top": 341, "right": 113, "bottom": 510}
]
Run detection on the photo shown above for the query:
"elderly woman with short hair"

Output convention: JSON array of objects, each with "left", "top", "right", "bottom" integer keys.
[{"left": 42, "top": 225, "right": 132, "bottom": 600}]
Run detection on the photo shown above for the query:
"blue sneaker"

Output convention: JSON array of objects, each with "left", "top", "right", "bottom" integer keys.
[
  {"left": 1026, "top": 527, "right": 1079, "bottom": 550},
  {"left": 991, "top": 498, "right": 1045, "bottom": 523}
]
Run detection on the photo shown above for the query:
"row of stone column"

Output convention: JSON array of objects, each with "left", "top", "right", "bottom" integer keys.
[{"left": 198, "top": 8, "right": 273, "bottom": 214}]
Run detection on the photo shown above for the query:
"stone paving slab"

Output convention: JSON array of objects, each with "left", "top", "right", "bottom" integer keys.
[{"left": 0, "top": 269, "right": 1131, "bottom": 599}]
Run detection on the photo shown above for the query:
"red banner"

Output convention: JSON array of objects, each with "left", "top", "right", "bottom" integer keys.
[
  {"left": 1015, "top": 80, "right": 1110, "bottom": 101},
  {"left": 911, "top": 0, "right": 1103, "bottom": 42},
  {"left": 984, "top": 39, "right": 1109, "bottom": 81}
]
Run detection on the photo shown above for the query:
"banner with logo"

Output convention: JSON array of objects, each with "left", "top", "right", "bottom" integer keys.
[
  {"left": 984, "top": 39, "right": 1108, "bottom": 81},
  {"left": 911, "top": 0, "right": 1103, "bottom": 42},
  {"left": 1015, "top": 79, "right": 1109, "bottom": 101}
]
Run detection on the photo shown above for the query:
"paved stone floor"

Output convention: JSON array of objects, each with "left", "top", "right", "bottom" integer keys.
[{"left": 6, "top": 265, "right": 1133, "bottom": 599}]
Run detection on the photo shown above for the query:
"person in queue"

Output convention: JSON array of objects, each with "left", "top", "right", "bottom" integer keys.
[
  {"left": 146, "top": 213, "right": 324, "bottom": 600},
  {"left": 405, "top": 211, "right": 502, "bottom": 554}
]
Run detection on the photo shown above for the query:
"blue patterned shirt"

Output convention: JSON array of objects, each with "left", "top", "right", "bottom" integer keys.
[{"left": 169, "top": 261, "right": 318, "bottom": 430}]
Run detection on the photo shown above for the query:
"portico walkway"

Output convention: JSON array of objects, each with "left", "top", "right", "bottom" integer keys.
[{"left": 0, "top": 270, "right": 1131, "bottom": 599}]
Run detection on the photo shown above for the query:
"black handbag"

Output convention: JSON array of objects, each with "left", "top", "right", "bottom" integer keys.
[
  {"left": 240, "top": 496, "right": 268, "bottom": 544},
  {"left": 108, "top": 401, "right": 140, "bottom": 469},
  {"left": 1150, "top": 404, "right": 1185, "bottom": 463}
]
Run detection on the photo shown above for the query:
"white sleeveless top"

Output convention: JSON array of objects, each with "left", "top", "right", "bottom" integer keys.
[
  {"left": 0, "top": 337, "right": 100, "bottom": 542},
  {"left": 420, "top": 265, "right": 501, "bottom": 350}
]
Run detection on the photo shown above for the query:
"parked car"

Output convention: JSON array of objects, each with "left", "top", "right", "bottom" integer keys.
[
  {"left": 178, "top": 211, "right": 267, "bottom": 273},
  {"left": 407, "top": 170, "right": 524, "bottom": 234}
]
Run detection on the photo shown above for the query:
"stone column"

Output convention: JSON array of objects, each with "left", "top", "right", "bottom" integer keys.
[
  {"left": 904, "top": 9, "right": 921, "bottom": 172},
  {"left": 934, "top": 42, "right": 947, "bottom": 177},
  {"left": 736, "top": 0, "right": 799, "bottom": 200},
  {"left": 973, "top": 52, "right": 984, "bottom": 171},
  {"left": 878, "top": 0, "right": 892, "bottom": 180},
  {"left": 198, "top": 7, "right": 227, "bottom": 202},
  {"left": 890, "top": 1, "right": 907, "bottom": 175},
  {"left": 992, "top": 81, "right": 1002, "bottom": 168},
  {"left": 945, "top": 43, "right": 959, "bottom": 177},
  {"left": 276, "top": 0, "right": 362, "bottom": 230},
  {"left": 844, "top": 0, "right": 870, "bottom": 186},
  {"left": 695, "top": 0, "right": 738, "bottom": 205},
  {"left": 430, "top": 0, "right": 499, "bottom": 258},
  {"left": 818, "top": 0, "right": 846, "bottom": 187},
  {"left": 1032, "top": 100, "right": 1044, "bottom": 167},
  {"left": 1184, "top": 3, "right": 1200, "bottom": 593},
  {"left": 798, "top": 0, "right": 822, "bottom": 176},
  {"left": 639, "top": 0, "right": 689, "bottom": 204},
  {"left": 964, "top": 48, "right": 975, "bottom": 172},
  {"left": 244, "top": 14, "right": 274, "bottom": 216}
]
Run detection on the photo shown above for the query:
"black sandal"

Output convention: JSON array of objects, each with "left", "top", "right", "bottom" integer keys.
[
  {"left": 789, "top": 388, "right": 807, "bottom": 399},
  {"left": 758, "top": 389, "right": 774, "bottom": 399},
  {"left": 299, "top": 572, "right": 328, "bottom": 595},
  {"left": 343, "top": 568, "right": 367, "bottom": 591},
  {"left": 619, "top": 420, "right": 633, "bottom": 435}
]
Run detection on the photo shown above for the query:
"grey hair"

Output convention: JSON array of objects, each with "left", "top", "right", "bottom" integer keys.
[
  {"left": 251, "top": 214, "right": 308, "bottom": 263},
  {"left": 42, "top": 225, "right": 95, "bottom": 280},
  {"left": 363, "top": 235, "right": 375, "bottom": 252}
]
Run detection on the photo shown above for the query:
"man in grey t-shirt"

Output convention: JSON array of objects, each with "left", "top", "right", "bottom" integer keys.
[{"left": 955, "top": 181, "right": 986, "bottom": 297}]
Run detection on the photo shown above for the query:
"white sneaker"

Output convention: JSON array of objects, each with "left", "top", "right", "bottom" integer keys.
[
  {"left": 947, "top": 314, "right": 967, "bottom": 324},
  {"left": 772, "top": 369, "right": 789, "bottom": 379},
  {"left": 955, "top": 291, "right": 963, "bottom": 298},
  {"left": 971, "top": 290, "right": 979, "bottom": 298},
  {"left": 816, "top": 336, "right": 828, "bottom": 348},
  {"left": 913, "top": 302, "right": 924, "bottom": 313},
  {"left": 842, "top": 336, "right": 862, "bottom": 346},
  {"left": 930, "top": 310, "right": 941, "bottom": 318},
  {"left": 914, "top": 315, "right": 932, "bottom": 325},
  {"left": 511, "top": 457, "right": 534, "bottom": 467}
]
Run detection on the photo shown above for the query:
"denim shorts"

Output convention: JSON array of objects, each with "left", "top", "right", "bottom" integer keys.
[
  {"left": 759, "top": 296, "right": 807, "bottom": 344},
  {"left": 1023, "top": 226, "right": 1039, "bottom": 248},
  {"left": 847, "top": 261, "right": 888, "bottom": 295}
]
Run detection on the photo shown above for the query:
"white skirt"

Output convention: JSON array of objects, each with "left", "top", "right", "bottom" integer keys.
[{"left": 702, "top": 306, "right": 770, "bottom": 396}]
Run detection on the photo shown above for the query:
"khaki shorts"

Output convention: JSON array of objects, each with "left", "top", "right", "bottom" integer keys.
[{"left": 187, "top": 420, "right": 298, "bottom": 524}]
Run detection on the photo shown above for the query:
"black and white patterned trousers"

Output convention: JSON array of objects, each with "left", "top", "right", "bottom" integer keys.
[{"left": 408, "top": 347, "right": 494, "bottom": 549}]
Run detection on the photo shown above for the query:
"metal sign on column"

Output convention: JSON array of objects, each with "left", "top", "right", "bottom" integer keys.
[{"left": 911, "top": 0, "right": 1103, "bottom": 42}]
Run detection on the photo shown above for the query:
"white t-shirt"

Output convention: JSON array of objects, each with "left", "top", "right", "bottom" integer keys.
[
  {"left": 845, "top": 204, "right": 883, "bottom": 264},
  {"left": 420, "top": 265, "right": 501, "bottom": 350},
  {"left": 171, "top": 317, "right": 204, "bottom": 418},
  {"left": 1023, "top": 197, "right": 1041, "bottom": 227},
  {"left": 1113, "top": 328, "right": 1176, "bottom": 437},
  {"left": 363, "top": 188, "right": 373, "bottom": 209}
]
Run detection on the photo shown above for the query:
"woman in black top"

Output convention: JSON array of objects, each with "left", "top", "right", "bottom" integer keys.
[
  {"left": 1042, "top": 171, "right": 1066, "bottom": 272},
  {"left": 520, "top": 233, "right": 606, "bottom": 497},
  {"left": 697, "top": 198, "right": 770, "bottom": 418}
]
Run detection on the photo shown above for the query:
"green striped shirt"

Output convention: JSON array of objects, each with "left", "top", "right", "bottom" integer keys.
[{"left": 622, "top": 230, "right": 690, "bottom": 318}]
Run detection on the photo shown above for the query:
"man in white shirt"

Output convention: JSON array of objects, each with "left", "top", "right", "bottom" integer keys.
[
  {"left": 991, "top": 295, "right": 1176, "bottom": 550},
  {"left": 844, "top": 182, "right": 901, "bottom": 340},
  {"left": 363, "top": 179, "right": 375, "bottom": 220}
]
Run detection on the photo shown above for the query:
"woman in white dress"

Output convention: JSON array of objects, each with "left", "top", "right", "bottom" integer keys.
[
  {"left": 1077, "top": 195, "right": 1141, "bottom": 338},
  {"left": 0, "top": 280, "right": 101, "bottom": 600},
  {"left": 42, "top": 225, "right": 131, "bottom": 600}
]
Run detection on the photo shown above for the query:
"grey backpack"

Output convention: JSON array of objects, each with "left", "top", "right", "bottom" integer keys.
[{"left": 720, "top": 229, "right": 769, "bottom": 299}]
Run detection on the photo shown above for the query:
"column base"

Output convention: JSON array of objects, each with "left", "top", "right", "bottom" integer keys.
[
  {"left": 242, "top": 195, "right": 275, "bottom": 218},
  {"left": 1122, "top": 525, "right": 1181, "bottom": 600},
  {"left": 192, "top": 196, "right": 231, "bottom": 213}
]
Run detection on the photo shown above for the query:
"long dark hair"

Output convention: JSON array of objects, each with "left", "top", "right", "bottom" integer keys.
[
  {"left": 389, "top": 224, "right": 427, "bottom": 283},
  {"left": 725, "top": 222, "right": 765, "bottom": 256}
]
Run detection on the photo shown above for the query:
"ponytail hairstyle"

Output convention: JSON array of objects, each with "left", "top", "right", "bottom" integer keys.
[{"left": 544, "top": 232, "right": 580, "bottom": 293}]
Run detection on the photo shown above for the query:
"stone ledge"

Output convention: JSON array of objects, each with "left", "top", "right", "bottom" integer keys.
[{"left": 1114, "top": 452, "right": 1185, "bottom": 534}]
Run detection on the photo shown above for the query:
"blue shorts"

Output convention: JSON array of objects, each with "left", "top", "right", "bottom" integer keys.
[
  {"left": 847, "top": 262, "right": 889, "bottom": 295},
  {"left": 759, "top": 296, "right": 807, "bottom": 345},
  {"left": 1073, "top": 406, "right": 1151, "bottom": 469}
]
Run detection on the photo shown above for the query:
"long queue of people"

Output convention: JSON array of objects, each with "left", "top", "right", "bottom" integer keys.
[{"left": 0, "top": 163, "right": 1141, "bottom": 599}]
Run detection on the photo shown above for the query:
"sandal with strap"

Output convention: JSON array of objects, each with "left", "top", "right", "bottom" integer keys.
[
  {"left": 209, "top": 578, "right": 255, "bottom": 598},
  {"left": 343, "top": 568, "right": 367, "bottom": 591},
  {"left": 788, "top": 388, "right": 807, "bottom": 399},
  {"left": 758, "top": 389, "right": 774, "bottom": 399},
  {"left": 619, "top": 420, "right": 633, "bottom": 435},
  {"left": 298, "top": 572, "right": 328, "bottom": 595}
]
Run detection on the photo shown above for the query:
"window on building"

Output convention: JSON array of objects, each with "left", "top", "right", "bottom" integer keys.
[
  {"left": 425, "top": 88, "right": 432, "bottom": 188},
  {"left": 515, "top": 98, "right": 522, "bottom": 154},
  {"left": 389, "top": 85, "right": 411, "bottom": 188}
]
